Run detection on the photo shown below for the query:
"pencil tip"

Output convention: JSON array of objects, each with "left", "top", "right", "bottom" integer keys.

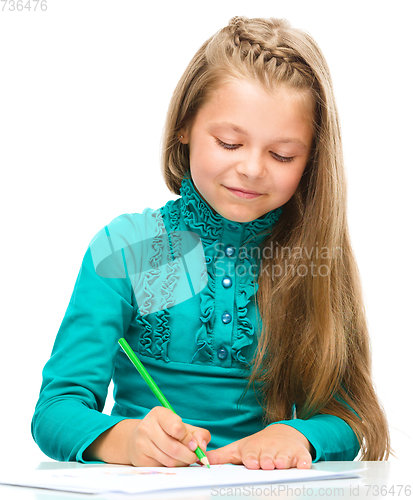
[{"left": 200, "top": 456, "right": 211, "bottom": 468}]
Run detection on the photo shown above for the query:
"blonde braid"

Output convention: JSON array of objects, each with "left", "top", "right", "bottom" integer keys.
[{"left": 227, "top": 16, "right": 315, "bottom": 84}]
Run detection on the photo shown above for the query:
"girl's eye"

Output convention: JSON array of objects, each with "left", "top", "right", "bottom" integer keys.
[
  {"left": 215, "top": 138, "right": 241, "bottom": 150},
  {"left": 270, "top": 152, "right": 295, "bottom": 163},
  {"left": 215, "top": 138, "right": 294, "bottom": 163}
]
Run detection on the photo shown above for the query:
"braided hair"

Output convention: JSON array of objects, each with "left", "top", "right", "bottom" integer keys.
[{"left": 227, "top": 16, "right": 314, "bottom": 83}]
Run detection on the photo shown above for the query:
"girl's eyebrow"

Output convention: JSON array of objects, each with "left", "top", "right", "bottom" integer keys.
[{"left": 209, "top": 121, "right": 308, "bottom": 150}]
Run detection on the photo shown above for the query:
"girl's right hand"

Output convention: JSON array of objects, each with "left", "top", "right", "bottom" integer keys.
[{"left": 128, "top": 407, "right": 211, "bottom": 467}]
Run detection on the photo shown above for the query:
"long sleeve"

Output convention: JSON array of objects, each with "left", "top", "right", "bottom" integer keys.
[
  {"left": 31, "top": 244, "right": 134, "bottom": 463},
  {"left": 268, "top": 412, "right": 360, "bottom": 462}
]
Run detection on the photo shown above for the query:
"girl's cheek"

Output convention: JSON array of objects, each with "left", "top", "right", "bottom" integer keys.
[
  {"left": 273, "top": 174, "right": 292, "bottom": 194},
  {"left": 283, "top": 169, "right": 305, "bottom": 193},
  {"left": 273, "top": 176, "right": 301, "bottom": 205}
]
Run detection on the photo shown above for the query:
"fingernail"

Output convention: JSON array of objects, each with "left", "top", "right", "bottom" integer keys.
[
  {"left": 188, "top": 440, "right": 197, "bottom": 451},
  {"left": 202, "top": 440, "right": 207, "bottom": 451}
]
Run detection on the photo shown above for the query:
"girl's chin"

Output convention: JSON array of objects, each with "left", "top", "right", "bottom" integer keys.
[{"left": 212, "top": 206, "right": 265, "bottom": 223}]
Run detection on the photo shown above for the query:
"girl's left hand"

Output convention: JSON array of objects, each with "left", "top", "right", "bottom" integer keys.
[{"left": 206, "top": 424, "right": 313, "bottom": 470}]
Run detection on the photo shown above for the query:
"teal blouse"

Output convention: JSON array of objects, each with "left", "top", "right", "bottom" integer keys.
[{"left": 32, "top": 176, "right": 360, "bottom": 464}]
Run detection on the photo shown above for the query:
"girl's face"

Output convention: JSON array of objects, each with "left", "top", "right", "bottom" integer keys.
[{"left": 180, "top": 79, "right": 314, "bottom": 222}]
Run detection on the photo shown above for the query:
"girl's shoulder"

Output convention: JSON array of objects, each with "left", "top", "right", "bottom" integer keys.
[
  {"left": 87, "top": 199, "right": 182, "bottom": 277},
  {"left": 90, "top": 196, "right": 181, "bottom": 248}
]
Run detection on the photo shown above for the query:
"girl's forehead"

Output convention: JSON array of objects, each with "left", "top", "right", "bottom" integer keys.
[
  {"left": 207, "top": 78, "right": 312, "bottom": 111},
  {"left": 196, "top": 79, "right": 315, "bottom": 133}
]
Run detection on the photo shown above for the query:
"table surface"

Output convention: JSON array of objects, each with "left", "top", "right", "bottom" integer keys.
[{"left": 0, "top": 461, "right": 411, "bottom": 500}]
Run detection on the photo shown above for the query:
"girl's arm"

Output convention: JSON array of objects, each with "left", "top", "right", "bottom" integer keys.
[
  {"left": 32, "top": 217, "right": 210, "bottom": 466},
  {"left": 31, "top": 243, "right": 134, "bottom": 463}
]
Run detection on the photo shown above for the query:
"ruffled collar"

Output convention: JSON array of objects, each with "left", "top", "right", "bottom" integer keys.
[{"left": 179, "top": 175, "right": 283, "bottom": 245}]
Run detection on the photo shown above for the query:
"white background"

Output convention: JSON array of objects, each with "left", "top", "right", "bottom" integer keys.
[{"left": 0, "top": 0, "right": 411, "bottom": 466}]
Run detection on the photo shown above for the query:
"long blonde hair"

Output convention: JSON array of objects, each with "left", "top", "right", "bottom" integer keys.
[{"left": 161, "top": 16, "right": 391, "bottom": 460}]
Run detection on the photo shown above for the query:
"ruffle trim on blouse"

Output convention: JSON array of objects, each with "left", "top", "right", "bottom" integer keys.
[
  {"left": 180, "top": 178, "right": 224, "bottom": 241},
  {"left": 244, "top": 206, "right": 283, "bottom": 246},
  {"left": 135, "top": 209, "right": 182, "bottom": 362},
  {"left": 190, "top": 239, "right": 218, "bottom": 364},
  {"left": 232, "top": 277, "right": 259, "bottom": 366}
]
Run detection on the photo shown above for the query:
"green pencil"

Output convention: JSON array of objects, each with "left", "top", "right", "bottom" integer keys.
[{"left": 118, "top": 337, "right": 210, "bottom": 468}]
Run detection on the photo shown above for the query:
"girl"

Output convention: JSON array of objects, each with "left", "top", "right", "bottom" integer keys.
[{"left": 32, "top": 16, "right": 391, "bottom": 469}]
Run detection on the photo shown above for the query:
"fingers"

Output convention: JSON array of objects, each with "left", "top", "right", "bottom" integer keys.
[
  {"left": 296, "top": 456, "right": 312, "bottom": 469},
  {"left": 256, "top": 450, "right": 312, "bottom": 470},
  {"left": 148, "top": 408, "right": 198, "bottom": 464},
  {"left": 132, "top": 411, "right": 189, "bottom": 467},
  {"left": 273, "top": 453, "right": 293, "bottom": 470},
  {"left": 134, "top": 407, "right": 211, "bottom": 467},
  {"left": 208, "top": 444, "right": 311, "bottom": 470},
  {"left": 156, "top": 408, "right": 190, "bottom": 443},
  {"left": 158, "top": 413, "right": 211, "bottom": 457},
  {"left": 228, "top": 438, "right": 312, "bottom": 471},
  {"left": 235, "top": 443, "right": 275, "bottom": 470},
  {"left": 185, "top": 424, "right": 211, "bottom": 453},
  {"left": 206, "top": 442, "right": 242, "bottom": 465},
  {"left": 274, "top": 452, "right": 311, "bottom": 469},
  {"left": 151, "top": 422, "right": 197, "bottom": 466}
]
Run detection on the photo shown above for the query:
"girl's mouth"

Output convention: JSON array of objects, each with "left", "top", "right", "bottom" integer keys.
[{"left": 225, "top": 186, "right": 263, "bottom": 199}]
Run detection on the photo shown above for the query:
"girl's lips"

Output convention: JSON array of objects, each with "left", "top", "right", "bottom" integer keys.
[{"left": 225, "top": 186, "right": 263, "bottom": 199}]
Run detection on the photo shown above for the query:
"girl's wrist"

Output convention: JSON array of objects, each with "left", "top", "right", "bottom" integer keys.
[{"left": 84, "top": 419, "right": 141, "bottom": 464}]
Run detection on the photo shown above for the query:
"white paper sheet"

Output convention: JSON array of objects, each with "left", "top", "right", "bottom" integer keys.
[{"left": 0, "top": 464, "right": 363, "bottom": 495}]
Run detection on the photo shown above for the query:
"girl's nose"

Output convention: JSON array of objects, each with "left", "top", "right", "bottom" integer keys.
[{"left": 235, "top": 150, "right": 266, "bottom": 179}]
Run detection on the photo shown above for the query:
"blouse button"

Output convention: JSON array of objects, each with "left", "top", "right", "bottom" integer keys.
[
  {"left": 222, "top": 277, "right": 232, "bottom": 288},
  {"left": 221, "top": 312, "right": 232, "bottom": 324},
  {"left": 217, "top": 348, "right": 228, "bottom": 360},
  {"left": 227, "top": 223, "right": 239, "bottom": 231},
  {"left": 224, "top": 245, "right": 236, "bottom": 257}
]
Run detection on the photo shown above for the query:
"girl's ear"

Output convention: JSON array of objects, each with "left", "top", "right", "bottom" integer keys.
[{"left": 178, "top": 128, "right": 189, "bottom": 144}]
